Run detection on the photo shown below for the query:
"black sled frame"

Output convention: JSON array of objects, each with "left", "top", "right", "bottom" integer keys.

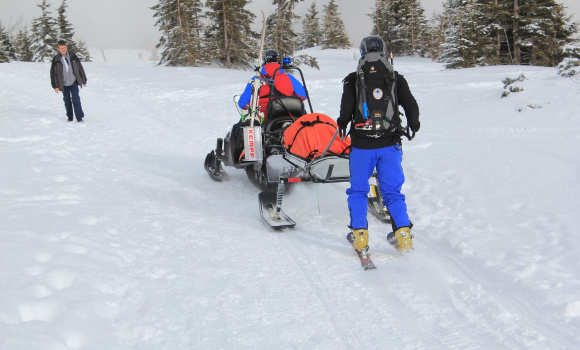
[
  {"left": 255, "top": 125, "right": 421, "bottom": 229},
  {"left": 256, "top": 128, "right": 350, "bottom": 229}
]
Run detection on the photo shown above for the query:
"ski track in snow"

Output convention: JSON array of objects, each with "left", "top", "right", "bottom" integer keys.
[{"left": 1, "top": 49, "right": 580, "bottom": 349}]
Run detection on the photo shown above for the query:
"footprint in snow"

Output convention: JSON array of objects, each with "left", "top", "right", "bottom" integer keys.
[
  {"left": 564, "top": 300, "right": 580, "bottom": 318},
  {"left": 18, "top": 301, "right": 56, "bottom": 322},
  {"left": 44, "top": 268, "right": 77, "bottom": 290},
  {"left": 81, "top": 216, "right": 99, "bottom": 225},
  {"left": 53, "top": 175, "right": 68, "bottom": 182}
]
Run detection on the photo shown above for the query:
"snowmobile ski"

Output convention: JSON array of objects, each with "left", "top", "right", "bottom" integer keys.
[
  {"left": 258, "top": 191, "right": 296, "bottom": 229},
  {"left": 204, "top": 150, "right": 227, "bottom": 182},
  {"left": 347, "top": 234, "right": 376, "bottom": 270},
  {"left": 367, "top": 176, "right": 392, "bottom": 223}
]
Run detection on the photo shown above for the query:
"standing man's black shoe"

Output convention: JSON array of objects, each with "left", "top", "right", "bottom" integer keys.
[{"left": 77, "top": 119, "right": 84, "bottom": 123}]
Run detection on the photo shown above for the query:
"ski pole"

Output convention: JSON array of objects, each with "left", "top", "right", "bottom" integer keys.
[{"left": 385, "top": 30, "right": 394, "bottom": 66}]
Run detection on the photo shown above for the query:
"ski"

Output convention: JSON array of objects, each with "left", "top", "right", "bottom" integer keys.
[
  {"left": 346, "top": 234, "right": 376, "bottom": 270},
  {"left": 247, "top": 10, "right": 267, "bottom": 128},
  {"left": 356, "top": 250, "right": 376, "bottom": 270},
  {"left": 258, "top": 191, "right": 296, "bottom": 230}
]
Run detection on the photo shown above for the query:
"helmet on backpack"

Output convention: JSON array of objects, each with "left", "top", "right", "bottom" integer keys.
[
  {"left": 262, "top": 49, "right": 280, "bottom": 64},
  {"left": 359, "top": 35, "right": 385, "bottom": 56}
]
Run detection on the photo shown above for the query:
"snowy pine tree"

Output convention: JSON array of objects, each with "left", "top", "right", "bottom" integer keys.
[
  {"left": 558, "top": 42, "right": 580, "bottom": 76},
  {"left": 515, "top": 0, "right": 578, "bottom": 66},
  {"left": 406, "top": 0, "right": 429, "bottom": 56},
  {"left": 0, "top": 27, "right": 9, "bottom": 63},
  {"left": 14, "top": 26, "right": 34, "bottom": 62},
  {"left": 420, "top": 13, "right": 446, "bottom": 59},
  {"left": 204, "top": 0, "right": 257, "bottom": 69},
  {"left": 265, "top": 0, "right": 303, "bottom": 58},
  {"left": 474, "top": 0, "right": 513, "bottom": 65},
  {"left": 152, "top": 0, "right": 178, "bottom": 65},
  {"left": 300, "top": 1, "right": 322, "bottom": 49},
  {"left": 438, "top": 0, "right": 495, "bottom": 68},
  {"left": 371, "top": 0, "right": 428, "bottom": 56},
  {"left": 0, "top": 22, "right": 17, "bottom": 63},
  {"left": 30, "top": 0, "right": 59, "bottom": 62},
  {"left": 438, "top": 0, "right": 467, "bottom": 67},
  {"left": 152, "top": 0, "right": 205, "bottom": 67},
  {"left": 463, "top": 0, "right": 496, "bottom": 66},
  {"left": 321, "top": 0, "right": 351, "bottom": 49},
  {"left": 265, "top": 0, "right": 319, "bottom": 68},
  {"left": 436, "top": 0, "right": 578, "bottom": 68},
  {"left": 439, "top": 0, "right": 515, "bottom": 66},
  {"left": 56, "top": 0, "right": 78, "bottom": 54},
  {"left": 370, "top": 0, "right": 390, "bottom": 39},
  {"left": 76, "top": 40, "right": 92, "bottom": 62}
]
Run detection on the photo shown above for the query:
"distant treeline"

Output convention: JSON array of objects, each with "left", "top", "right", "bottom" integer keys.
[
  {"left": 0, "top": 0, "right": 91, "bottom": 63},
  {"left": 2, "top": 0, "right": 579, "bottom": 72}
]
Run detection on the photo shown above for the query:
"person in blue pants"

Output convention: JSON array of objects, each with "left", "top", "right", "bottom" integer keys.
[{"left": 337, "top": 36, "right": 420, "bottom": 253}]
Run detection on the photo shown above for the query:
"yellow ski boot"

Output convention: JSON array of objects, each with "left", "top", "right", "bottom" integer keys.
[
  {"left": 347, "top": 228, "right": 369, "bottom": 252},
  {"left": 387, "top": 227, "right": 413, "bottom": 252},
  {"left": 347, "top": 228, "right": 376, "bottom": 269}
]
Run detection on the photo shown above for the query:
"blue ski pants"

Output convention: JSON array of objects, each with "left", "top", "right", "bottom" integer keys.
[
  {"left": 347, "top": 146, "right": 411, "bottom": 230},
  {"left": 63, "top": 82, "right": 84, "bottom": 120}
]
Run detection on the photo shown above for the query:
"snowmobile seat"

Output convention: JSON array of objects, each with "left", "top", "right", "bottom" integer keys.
[{"left": 266, "top": 96, "right": 306, "bottom": 121}]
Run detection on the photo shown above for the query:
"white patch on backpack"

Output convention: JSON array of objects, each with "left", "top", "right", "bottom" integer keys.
[{"left": 373, "top": 88, "right": 383, "bottom": 100}]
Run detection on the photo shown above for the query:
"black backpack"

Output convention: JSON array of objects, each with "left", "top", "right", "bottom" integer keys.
[{"left": 353, "top": 51, "right": 400, "bottom": 138}]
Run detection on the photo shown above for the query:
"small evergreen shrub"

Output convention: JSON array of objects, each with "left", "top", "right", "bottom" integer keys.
[{"left": 501, "top": 74, "right": 526, "bottom": 98}]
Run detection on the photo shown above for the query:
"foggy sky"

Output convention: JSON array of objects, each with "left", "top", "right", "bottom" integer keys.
[{"left": 0, "top": 0, "right": 578, "bottom": 49}]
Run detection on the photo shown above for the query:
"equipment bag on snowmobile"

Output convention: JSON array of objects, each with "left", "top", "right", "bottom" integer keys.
[
  {"left": 284, "top": 113, "right": 350, "bottom": 160},
  {"left": 354, "top": 51, "right": 400, "bottom": 138}
]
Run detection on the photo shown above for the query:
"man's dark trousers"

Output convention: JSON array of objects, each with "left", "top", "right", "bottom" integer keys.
[{"left": 63, "top": 82, "right": 84, "bottom": 121}]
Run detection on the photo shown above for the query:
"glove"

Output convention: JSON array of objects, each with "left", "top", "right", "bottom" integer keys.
[
  {"left": 410, "top": 122, "right": 420, "bottom": 133},
  {"left": 337, "top": 119, "right": 348, "bottom": 139}
]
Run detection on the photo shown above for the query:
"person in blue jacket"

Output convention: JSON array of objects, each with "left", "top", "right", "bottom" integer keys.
[
  {"left": 228, "top": 49, "right": 306, "bottom": 162},
  {"left": 237, "top": 49, "right": 307, "bottom": 116}
]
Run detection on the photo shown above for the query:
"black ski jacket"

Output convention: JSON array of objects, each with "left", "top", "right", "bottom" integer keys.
[
  {"left": 50, "top": 52, "right": 87, "bottom": 91},
  {"left": 338, "top": 71, "right": 419, "bottom": 149}
]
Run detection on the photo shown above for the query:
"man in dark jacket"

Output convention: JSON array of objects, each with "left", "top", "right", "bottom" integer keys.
[
  {"left": 337, "top": 35, "right": 420, "bottom": 254},
  {"left": 50, "top": 40, "right": 87, "bottom": 122}
]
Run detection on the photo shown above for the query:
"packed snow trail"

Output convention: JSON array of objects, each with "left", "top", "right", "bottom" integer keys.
[{"left": 1, "top": 49, "right": 579, "bottom": 349}]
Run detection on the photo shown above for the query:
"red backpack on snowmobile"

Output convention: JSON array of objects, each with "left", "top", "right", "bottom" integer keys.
[{"left": 283, "top": 113, "right": 350, "bottom": 160}]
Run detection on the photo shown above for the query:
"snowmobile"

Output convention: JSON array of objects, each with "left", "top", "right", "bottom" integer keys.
[{"left": 204, "top": 58, "right": 394, "bottom": 229}]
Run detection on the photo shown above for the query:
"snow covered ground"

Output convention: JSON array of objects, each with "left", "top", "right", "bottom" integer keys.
[{"left": 1, "top": 48, "right": 579, "bottom": 349}]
